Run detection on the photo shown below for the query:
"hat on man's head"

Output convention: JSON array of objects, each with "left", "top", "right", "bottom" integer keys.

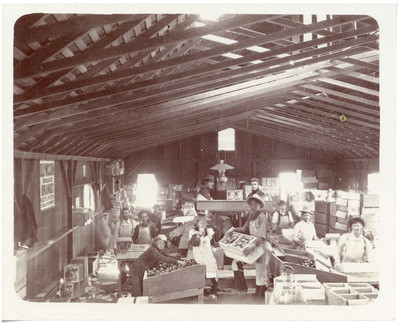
[
  {"left": 205, "top": 174, "right": 215, "bottom": 181},
  {"left": 195, "top": 210, "right": 210, "bottom": 222},
  {"left": 153, "top": 234, "right": 168, "bottom": 242},
  {"left": 250, "top": 177, "right": 261, "bottom": 183},
  {"left": 247, "top": 194, "right": 265, "bottom": 208},
  {"left": 349, "top": 217, "right": 365, "bottom": 228},
  {"left": 300, "top": 206, "right": 313, "bottom": 215}
]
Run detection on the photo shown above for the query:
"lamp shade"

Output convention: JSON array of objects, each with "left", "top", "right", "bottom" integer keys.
[{"left": 210, "top": 160, "right": 234, "bottom": 171}]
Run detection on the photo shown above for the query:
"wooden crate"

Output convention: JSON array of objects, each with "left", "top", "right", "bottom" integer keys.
[
  {"left": 329, "top": 203, "right": 336, "bottom": 215},
  {"left": 301, "top": 176, "right": 318, "bottom": 183},
  {"left": 315, "top": 223, "right": 327, "bottom": 236},
  {"left": 220, "top": 233, "right": 264, "bottom": 264},
  {"left": 315, "top": 201, "right": 329, "bottom": 213},
  {"left": 71, "top": 256, "right": 89, "bottom": 286},
  {"left": 143, "top": 264, "right": 205, "bottom": 301},
  {"left": 334, "top": 222, "right": 348, "bottom": 231},
  {"left": 64, "top": 264, "right": 84, "bottom": 283},
  {"left": 314, "top": 211, "right": 328, "bottom": 224},
  {"left": 336, "top": 198, "right": 348, "bottom": 207},
  {"left": 363, "top": 194, "right": 379, "bottom": 208},
  {"left": 324, "top": 283, "right": 376, "bottom": 305},
  {"left": 336, "top": 210, "right": 347, "bottom": 219}
]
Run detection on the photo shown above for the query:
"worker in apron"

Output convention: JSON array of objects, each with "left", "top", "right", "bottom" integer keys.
[
  {"left": 130, "top": 235, "right": 185, "bottom": 296},
  {"left": 131, "top": 210, "right": 158, "bottom": 245},
  {"left": 225, "top": 195, "right": 272, "bottom": 303},
  {"left": 187, "top": 211, "right": 222, "bottom": 294},
  {"left": 271, "top": 200, "right": 295, "bottom": 233}
]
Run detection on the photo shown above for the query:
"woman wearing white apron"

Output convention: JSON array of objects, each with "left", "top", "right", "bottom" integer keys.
[{"left": 188, "top": 212, "right": 221, "bottom": 294}]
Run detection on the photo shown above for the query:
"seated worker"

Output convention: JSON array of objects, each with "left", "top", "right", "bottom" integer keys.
[
  {"left": 303, "top": 191, "right": 316, "bottom": 221},
  {"left": 293, "top": 208, "right": 318, "bottom": 248},
  {"left": 335, "top": 217, "right": 372, "bottom": 266},
  {"left": 271, "top": 200, "right": 295, "bottom": 233},
  {"left": 247, "top": 178, "right": 265, "bottom": 199},
  {"left": 187, "top": 211, "right": 222, "bottom": 294},
  {"left": 130, "top": 235, "right": 185, "bottom": 296},
  {"left": 114, "top": 207, "right": 138, "bottom": 251},
  {"left": 151, "top": 204, "right": 163, "bottom": 233},
  {"left": 197, "top": 175, "right": 215, "bottom": 201},
  {"left": 131, "top": 210, "right": 158, "bottom": 245}
]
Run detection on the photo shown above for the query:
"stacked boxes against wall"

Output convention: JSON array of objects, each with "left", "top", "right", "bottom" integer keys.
[
  {"left": 167, "top": 184, "right": 182, "bottom": 210},
  {"left": 156, "top": 187, "right": 169, "bottom": 209},
  {"left": 301, "top": 170, "right": 318, "bottom": 189},
  {"left": 63, "top": 263, "right": 85, "bottom": 299},
  {"left": 314, "top": 201, "right": 336, "bottom": 237},
  {"left": 329, "top": 192, "right": 361, "bottom": 234},
  {"left": 361, "top": 194, "right": 379, "bottom": 242}
]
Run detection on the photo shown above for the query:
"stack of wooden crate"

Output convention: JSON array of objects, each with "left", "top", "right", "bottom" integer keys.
[
  {"left": 329, "top": 193, "right": 361, "bottom": 234},
  {"left": 314, "top": 201, "right": 335, "bottom": 237},
  {"left": 315, "top": 168, "right": 334, "bottom": 190},
  {"left": 361, "top": 194, "right": 379, "bottom": 234},
  {"left": 300, "top": 170, "right": 318, "bottom": 189},
  {"left": 63, "top": 263, "right": 86, "bottom": 299}
]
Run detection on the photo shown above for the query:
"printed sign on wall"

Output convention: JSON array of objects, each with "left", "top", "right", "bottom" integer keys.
[{"left": 40, "top": 160, "right": 55, "bottom": 210}]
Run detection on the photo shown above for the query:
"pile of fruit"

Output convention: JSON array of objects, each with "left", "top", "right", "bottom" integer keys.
[
  {"left": 224, "top": 232, "right": 240, "bottom": 244},
  {"left": 301, "top": 259, "right": 316, "bottom": 268},
  {"left": 232, "top": 236, "right": 252, "bottom": 249},
  {"left": 146, "top": 259, "right": 197, "bottom": 277}
]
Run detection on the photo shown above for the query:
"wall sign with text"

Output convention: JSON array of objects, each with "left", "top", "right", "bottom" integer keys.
[{"left": 40, "top": 160, "right": 55, "bottom": 210}]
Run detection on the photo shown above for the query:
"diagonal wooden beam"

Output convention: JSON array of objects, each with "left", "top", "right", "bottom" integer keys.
[
  {"left": 15, "top": 14, "right": 275, "bottom": 79},
  {"left": 301, "top": 84, "right": 379, "bottom": 107},
  {"left": 14, "top": 14, "right": 147, "bottom": 45},
  {"left": 316, "top": 77, "right": 379, "bottom": 97},
  {"left": 14, "top": 16, "right": 376, "bottom": 102},
  {"left": 14, "top": 34, "right": 377, "bottom": 128},
  {"left": 337, "top": 57, "right": 379, "bottom": 70}
]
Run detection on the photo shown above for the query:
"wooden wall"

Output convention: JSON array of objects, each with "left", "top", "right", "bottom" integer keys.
[
  {"left": 124, "top": 130, "right": 339, "bottom": 189},
  {"left": 14, "top": 157, "right": 105, "bottom": 299}
]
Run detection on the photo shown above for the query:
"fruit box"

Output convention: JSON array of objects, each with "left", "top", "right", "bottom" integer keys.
[
  {"left": 143, "top": 264, "right": 205, "bottom": 297},
  {"left": 220, "top": 233, "right": 264, "bottom": 264},
  {"left": 323, "top": 282, "right": 377, "bottom": 305},
  {"left": 64, "top": 264, "right": 84, "bottom": 284}
]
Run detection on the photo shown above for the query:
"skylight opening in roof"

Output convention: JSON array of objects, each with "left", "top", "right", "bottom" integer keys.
[
  {"left": 247, "top": 45, "right": 270, "bottom": 53},
  {"left": 200, "top": 13, "right": 223, "bottom": 22},
  {"left": 193, "top": 21, "right": 206, "bottom": 28},
  {"left": 222, "top": 52, "right": 243, "bottom": 59},
  {"left": 218, "top": 128, "right": 235, "bottom": 151},
  {"left": 202, "top": 34, "right": 237, "bottom": 45},
  {"left": 250, "top": 60, "right": 264, "bottom": 64}
]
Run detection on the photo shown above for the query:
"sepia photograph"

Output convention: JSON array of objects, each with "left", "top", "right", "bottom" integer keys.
[{"left": 1, "top": 2, "right": 397, "bottom": 321}]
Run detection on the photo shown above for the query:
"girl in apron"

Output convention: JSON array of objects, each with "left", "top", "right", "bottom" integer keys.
[
  {"left": 188, "top": 212, "right": 221, "bottom": 294},
  {"left": 271, "top": 200, "right": 294, "bottom": 233}
]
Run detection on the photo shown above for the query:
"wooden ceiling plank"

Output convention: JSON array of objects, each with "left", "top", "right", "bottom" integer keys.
[
  {"left": 14, "top": 149, "right": 109, "bottom": 161},
  {"left": 233, "top": 121, "right": 346, "bottom": 154},
  {"left": 338, "top": 57, "right": 379, "bottom": 70},
  {"left": 249, "top": 114, "right": 377, "bottom": 151},
  {"left": 14, "top": 120, "right": 60, "bottom": 148},
  {"left": 283, "top": 93, "right": 380, "bottom": 125},
  {"left": 317, "top": 77, "right": 379, "bottom": 96},
  {"left": 270, "top": 100, "right": 380, "bottom": 132},
  {"left": 15, "top": 22, "right": 377, "bottom": 104},
  {"left": 257, "top": 106, "right": 379, "bottom": 143},
  {"left": 15, "top": 34, "right": 376, "bottom": 124},
  {"left": 318, "top": 66, "right": 379, "bottom": 84},
  {"left": 14, "top": 14, "right": 147, "bottom": 45},
  {"left": 15, "top": 14, "right": 275, "bottom": 79},
  {"left": 244, "top": 119, "right": 375, "bottom": 155},
  {"left": 292, "top": 89, "right": 380, "bottom": 116},
  {"left": 265, "top": 16, "right": 336, "bottom": 37},
  {"left": 301, "top": 84, "right": 379, "bottom": 107}
]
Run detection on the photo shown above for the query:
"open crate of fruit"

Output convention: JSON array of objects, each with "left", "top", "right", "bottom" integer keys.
[
  {"left": 219, "top": 232, "right": 264, "bottom": 264},
  {"left": 143, "top": 259, "right": 206, "bottom": 303}
]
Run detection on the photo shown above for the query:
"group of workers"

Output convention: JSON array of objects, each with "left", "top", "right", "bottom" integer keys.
[{"left": 116, "top": 176, "right": 373, "bottom": 303}]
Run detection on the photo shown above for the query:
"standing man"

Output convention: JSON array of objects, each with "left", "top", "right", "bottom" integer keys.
[
  {"left": 132, "top": 210, "right": 158, "bottom": 245},
  {"left": 225, "top": 195, "right": 272, "bottom": 303},
  {"left": 293, "top": 208, "right": 319, "bottom": 248},
  {"left": 197, "top": 174, "right": 215, "bottom": 201},
  {"left": 247, "top": 178, "right": 265, "bottom": 199}
]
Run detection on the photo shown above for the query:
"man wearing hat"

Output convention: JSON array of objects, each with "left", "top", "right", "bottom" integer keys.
[
  {"left": 130, "top": 234, "right": 185, "bottom": 296},
  {"left": 247, "top": 178, "right": 265, "bottom": 199},
  {"left": 197, "top": 174, "right": 215, "bottom": 201},
  {"left": 225, "top": 195, "right": 271, "bottom": 303},
  {"left": 293, "top": 207, "right": 318, "bottom": 247}
]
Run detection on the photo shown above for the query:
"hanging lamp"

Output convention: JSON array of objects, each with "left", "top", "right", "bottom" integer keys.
[{"left": 210, "top": 160, "right": 234, "bottom": 183}]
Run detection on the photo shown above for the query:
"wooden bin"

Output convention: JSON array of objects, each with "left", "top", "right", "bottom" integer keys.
[{"left": 143, "top": 264, "right": 206, "bottom": 303}]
